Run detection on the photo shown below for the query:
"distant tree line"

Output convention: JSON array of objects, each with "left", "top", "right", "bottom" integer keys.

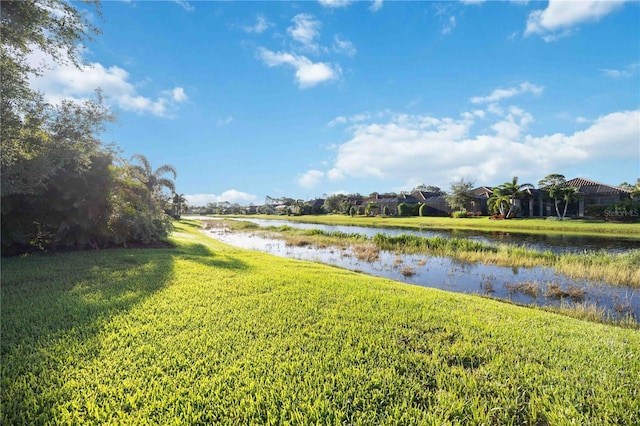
[{"left": 1, "top": 0, "right": 183, "bottom": 255}]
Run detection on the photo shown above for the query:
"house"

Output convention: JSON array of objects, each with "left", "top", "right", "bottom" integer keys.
[
  {"left": 305, "top": 198, "right": 325, "bottom": 214},
  {"left": 471, "top": 187, "right": 493, "bottom": 215},
  {"left": 563, "top": 177, "right": 632, "bottom": 217},
  {"left": 487, "top": 177, "right": 632, "bottom": 218},
  {"left": 364, "top": 193, "right": 420, "bottom": 216},
  {"left": 411, "top": 191, "right": 450, "bottom": 216},
  {"left": 242, "top": 205, "right": 258, "bottom": 215}
]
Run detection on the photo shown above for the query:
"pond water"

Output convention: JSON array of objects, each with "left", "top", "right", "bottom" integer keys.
[
  {"left": 198, "top": 220, "right": 638, "bottom": 321},
  {"left": 234, "top": 218, "right": 640, "bottom": 255}
]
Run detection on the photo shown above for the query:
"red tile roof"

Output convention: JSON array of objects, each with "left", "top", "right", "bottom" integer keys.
[{"left": 565, "top": 177, "right": 631, "bottom": 195}]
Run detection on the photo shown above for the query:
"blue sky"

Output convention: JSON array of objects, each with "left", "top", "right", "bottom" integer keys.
[{"left": 30, "top": 0, "right": 640, "bottom": 206}]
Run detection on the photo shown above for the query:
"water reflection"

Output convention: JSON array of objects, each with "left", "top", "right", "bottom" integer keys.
[{"left": 200, "top": 223, "right": 638, "bottom": 320}]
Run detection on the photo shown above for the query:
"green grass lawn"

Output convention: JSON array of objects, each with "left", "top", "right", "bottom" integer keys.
[
  {"left": 232, "top": 214, "right": 640, "bottom": 239},
  {"left": 2, "top": 220, "right": 639, "bottom": 424}
]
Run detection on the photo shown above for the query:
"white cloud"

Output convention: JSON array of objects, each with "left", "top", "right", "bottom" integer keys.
[
  {"left": 525, "top": 0, "right": 628, "bottom": 40},
  {"left": 327, "top": 111, "right": 390, "bottom": 127},
  {"left": 185, "top": 190, "right": 260, "bottom": 206},
  {"left": 322, "top": 108, "right": 639, "bottom": 189},
  {"left": 491, "top": 106, "right": 533, "bottom": 141},
  {"left": 470, "top": 82, "right": 543, "bottom": 104},
  {"left": 257, "top": 48, "right": 341, "bottom": 89},
  {"left": 461, "top": 0, "right": 486, "bottom": 4},
  {"left": 243, "top": 14, "right": 274, "bottom": 34},
  {"left": 26, "top": 47, "right": 187, "bottom": 118},
  {"left": 216, "top": 116, "right": 234, "bottom": 127},
  {"left": 370, "top": 0, "right": 383, "bottom": 12},
  {"left": 602, "top": 63, "right": 640, "bottom": 78},
  {"left": 318, "top": 0, "right": 352, "bottom": 8},
  {"left": 287, "top": 14, "right": 322, "bottom": 53},
  {"left": 333, "top": 35, "right": 357, "bottom": 56},
  {"left": 297, "top": 170, "right": 325, "bottom": 188},
  {"left": 328, "top": 116, "right": 348, "bottom": 127},
  {"left": 442, "top": 16, "right": 456, "bottom": 35},
  {"left": 172, "top": 0, "right": 194, "bottom": 12},
  {"left": 168, "top": 87, "right": 188, "bottom": 102}
]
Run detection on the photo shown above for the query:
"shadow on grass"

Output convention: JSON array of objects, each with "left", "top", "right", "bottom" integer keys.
[
  {"left": 1, "top": 236, "right": 254, "bottom": 422},
  {"left": 172, "top": 241, "right": 251, "bottom": 271},
  {"left": 0, "top": 239, "right": 249, "bottom": 354}
]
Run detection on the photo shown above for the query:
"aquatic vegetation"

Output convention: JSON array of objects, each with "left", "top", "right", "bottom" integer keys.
[
  {"left": 255, "top": 225, "right": 640, "bottom": 287},
  {"left": 352, "top": 244, "right": 380, "bottom": 262}
]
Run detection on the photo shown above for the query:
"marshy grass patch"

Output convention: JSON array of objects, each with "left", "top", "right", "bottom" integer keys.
[
  {"left": 252, "top": 224, "right": 639, "bottom": 287},
  {"left": 504, "top": 280, "right": 542, "bottom": 298},
  {"left": 545, "top": 283, "right": 586, "bottom": 302},
  {"left": 543, "top": 302, "right": 639, "bottom": 329},
  {"left": 352, "top": 243, "right": 380, "bottom": 262},
  {"left": 284, "top": 235, "right": 312, "bottom": 247},
  {"left": 400, "top": 265, "right": 416, "bottom": 277}
]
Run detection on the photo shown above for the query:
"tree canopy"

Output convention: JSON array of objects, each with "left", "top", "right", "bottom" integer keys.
[
  {"left": 445, "top": 178, "right": 475, "bottom": 212},
  {"left": 1, "top": 0, "right": 176, "bottom": 255}
]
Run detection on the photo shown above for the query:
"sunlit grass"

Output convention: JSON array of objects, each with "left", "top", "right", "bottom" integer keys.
[{"left": 2, "top": 220, "right": 639, "bottom": 424}]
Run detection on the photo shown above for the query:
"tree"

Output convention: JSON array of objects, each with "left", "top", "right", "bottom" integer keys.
[
  {"left": 538, "top": 174, "right": 585, "bottom": 220},
  {"left": 365, "top": 202, "right": 379, "bottom": 216},
  {"left": 323, "top": 194, "right": 345, "bottom": 213},
  {"left": 1, "top": 0, "right": 102, "bottom": 168},
  {"left": 107, "top": 164, "right": 173, "bottom": 247},
  {"left": 413, "top": 185, "right": 445, "bottom": 196},
  {"left": 445, "top": 178, "right": 475, "bottom": 212},
  {"left": 488, "top": 190, "right": 510, "bottom": 216},
  {"left": 172, "top": 193, "right": 187, "bottom": 219},
  {"left": 560, "top": 186, "right": 582, "bottom": 219},
  {"left": 130, "top": 154, "right": 177, "bottom": 200},
  {"left": 493, "top": 176, "right": 534, "bottom": 218},
  {"left": 620, "top": 179, "right": 640, "bottom": 200},
  {"left": 1, "top": 1, "right": 176, "bottom": 254},
  {"left": 538, "top": 174, "right": 568, "bottom": 219},
  {"left": 1, "top": 95, "right": 118, "bottom": 254}
]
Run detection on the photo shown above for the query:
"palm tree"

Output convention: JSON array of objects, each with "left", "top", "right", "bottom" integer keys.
[
  {"left": 539, "top": 174, "right": 567, "bottom": 218},
  {"left": 130, "top": 154, "right": 177, "bottom": 199},
  {"left": 560, "top": 186, "right": 582, "bottom": 220},
  {"left": 493, "top": 176, "right": 534, "bottom": 218},
  {"left": 172, "top": 192, "right": 187, "bottom": 218},
  {"left": 488, "top": 189, "right": 510, "bottom": 216}
]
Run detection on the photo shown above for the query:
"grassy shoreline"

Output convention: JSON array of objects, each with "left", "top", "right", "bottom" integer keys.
[
  {"left": 3, "top": 220, "right": 640, "bottom": 424},
  {"left": 223, "top": 214, "right": 640, "bottom": 239}
]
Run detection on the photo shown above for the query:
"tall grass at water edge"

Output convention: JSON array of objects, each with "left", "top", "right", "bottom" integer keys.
[
  {"left": 270, "top": 228, "right": 640, "bottom": 287},
  {"left": 234, "top": 214, "right": 640, "bottom": 239}
]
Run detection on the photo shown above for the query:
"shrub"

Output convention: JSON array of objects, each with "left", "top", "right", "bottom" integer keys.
[
  {"left": 451, "top": 210, "right": 468, "bottom": 218},
  {"left": 585, "top": 204, "right": 607, "bottom": 218},
  {"left": 397, "top": 202, "right": 411, "bottom": 217}
]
